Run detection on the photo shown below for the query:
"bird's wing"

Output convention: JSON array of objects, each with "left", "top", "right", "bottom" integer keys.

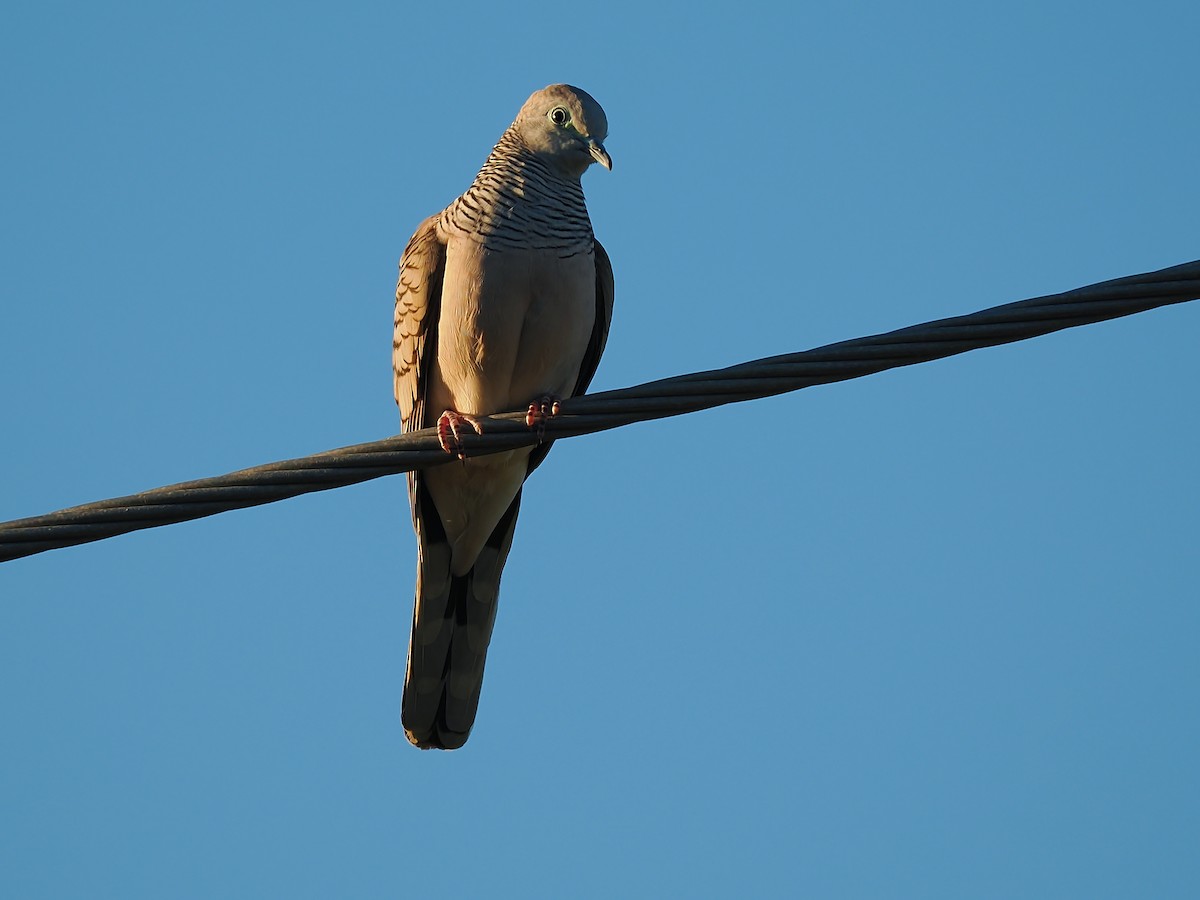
[
  {"left": 394, "top": 213, "right": 468, "bottom": 749},
  {"left": 393, "top": 214, "right": 446, "bottom": 514}
]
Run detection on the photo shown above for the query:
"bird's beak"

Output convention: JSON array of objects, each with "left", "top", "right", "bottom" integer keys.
[{"left": 588, "top": 139, "right": 612, "bottom": 171}]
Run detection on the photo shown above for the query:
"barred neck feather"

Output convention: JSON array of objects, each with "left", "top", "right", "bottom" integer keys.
[{"left": 442, "top": 126, "right": 594, "bottom": 254}]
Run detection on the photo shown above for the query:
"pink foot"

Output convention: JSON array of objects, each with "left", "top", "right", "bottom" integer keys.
[
  {"left": 437, "top": 410, "right": 484, "bottom": 459},
  {"left": 525, "top": 395, "right": 563, "bottom": 443}
]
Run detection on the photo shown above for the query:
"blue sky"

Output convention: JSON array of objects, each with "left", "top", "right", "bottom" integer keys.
[{"left": 2, "top": 1, "right": 1198, "bottom": 897}]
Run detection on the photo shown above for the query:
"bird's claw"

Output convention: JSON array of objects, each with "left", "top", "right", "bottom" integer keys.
[
  {"left": 437, "top": 410, "right": 484, "bottom": 460},
  {"left": 525, "top": 395, "right": 562, "bottom": 443}
]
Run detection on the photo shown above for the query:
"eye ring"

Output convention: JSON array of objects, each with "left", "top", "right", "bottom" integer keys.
[{"left": 548, "top": 106, "right": 570, "bottom": 127}]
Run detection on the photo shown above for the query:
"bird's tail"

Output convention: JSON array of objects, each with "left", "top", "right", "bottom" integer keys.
[{"left": 401, "top": 484, "right": 521, "bottom": 750}]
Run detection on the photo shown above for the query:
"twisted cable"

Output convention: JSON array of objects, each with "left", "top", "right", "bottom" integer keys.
[{"left": 2, "top": 258, "right": 1197, "bottom": 563}]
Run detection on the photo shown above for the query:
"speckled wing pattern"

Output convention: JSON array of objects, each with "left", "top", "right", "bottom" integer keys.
[{"left": 391, "top": 214, "right": 445, "bottom": 510}]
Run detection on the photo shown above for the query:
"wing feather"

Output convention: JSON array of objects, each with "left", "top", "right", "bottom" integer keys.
[
  {"left": 392, "top": 214, "right": 446, "bottom": 516},
  {"left": 393, "top": 213, "right": 445, "bottom": 432}
]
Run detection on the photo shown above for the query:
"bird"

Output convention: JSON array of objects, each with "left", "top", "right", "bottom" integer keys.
[{"left": 392, "top": 84, "right": 614, "bottom": 749}]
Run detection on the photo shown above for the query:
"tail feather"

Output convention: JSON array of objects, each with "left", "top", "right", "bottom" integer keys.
[{"left": 402, "top": 484, "right": 522, "bottom": 750}]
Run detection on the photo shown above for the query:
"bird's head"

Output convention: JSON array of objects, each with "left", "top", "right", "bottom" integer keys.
[{"left": 513, "top": 84, "right": 611, "bottom": 178}]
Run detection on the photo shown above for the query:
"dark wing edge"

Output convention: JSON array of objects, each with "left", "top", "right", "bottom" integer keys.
[{"left": 573, "top": 237, "right": 615, "bottom": 397}]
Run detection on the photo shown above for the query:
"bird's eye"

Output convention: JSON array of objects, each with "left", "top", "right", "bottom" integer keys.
[{"left": 548, "top": 107, "right": 570, "bottom": 126}]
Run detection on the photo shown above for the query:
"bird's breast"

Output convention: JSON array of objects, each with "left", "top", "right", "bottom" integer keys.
[{"left": 432, "top": 240, "right": 597, "bottom": 417}]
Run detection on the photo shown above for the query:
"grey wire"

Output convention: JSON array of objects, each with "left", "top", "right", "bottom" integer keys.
[{"left": 2, "top": 258, "right": 1197, "bottom": 564}]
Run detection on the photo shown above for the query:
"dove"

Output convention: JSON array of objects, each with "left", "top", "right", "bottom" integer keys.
[{"left": 392, "top": 84, "right": 614, "bottom": 749}]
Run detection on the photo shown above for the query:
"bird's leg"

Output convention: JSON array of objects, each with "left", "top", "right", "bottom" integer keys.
[
  {"left": 437, "top": 410, "right": 484, "bottom": 460},
  {"left": 525, "top": 395, "right": 563, "bottom": 444}
]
